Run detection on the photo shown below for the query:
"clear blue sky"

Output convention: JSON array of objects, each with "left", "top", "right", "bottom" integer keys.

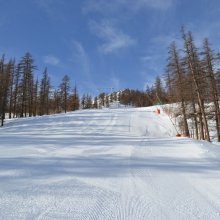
[{"left": 0, "top": 0, "right": 220, "bottom": 96}]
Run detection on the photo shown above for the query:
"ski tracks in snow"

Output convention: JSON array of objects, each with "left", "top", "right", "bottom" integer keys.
[{"left": 1, "top": 107, "right": 220, "bottom": 219}]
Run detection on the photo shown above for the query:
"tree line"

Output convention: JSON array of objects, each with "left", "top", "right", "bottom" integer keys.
[
  {"left": 0, "top": 51, "right": 167, "bottom": 127},
  {"left": 4, "top": 31, "right": 219, "bottom": 143},
  {"left": 0, "top": 52, "right": 80, "bottom": 126},
  {"left": 87, "top": 76, "right": 167, "bottom": 109},
  {"left": 165, "top": 27, "right": 220, "bottom": 142}
]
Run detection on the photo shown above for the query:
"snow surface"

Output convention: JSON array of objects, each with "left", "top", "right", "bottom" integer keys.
[{"left": 1, "top": 106, "right": 220, "bottom": 219}]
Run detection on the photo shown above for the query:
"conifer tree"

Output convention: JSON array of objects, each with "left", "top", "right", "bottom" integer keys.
[
  {"left": 154, "top": 76, "right": 164, "bottom": 103},
  {"left": 182, "top": 29, "right": 210, "bottom": 141},
  {"left": 99, "top": 93, "right": 106, "bottom": 107},
  {"left": 167, "top": 42, "right": 190, "bottom": 136},
  {"left": 33, "top": 78, "right": 38, "bottom": 116},
  {"left": 0, "top": 58, "right": 13, "bottom": 126},
  {"left": 13, "top": 63, "right": 22, "bottom": 118},
  {"left": 81, "top": 94, "right": 86, "bottom": 109},
  {"left": 19, "top": 52, "right": 36, "bottom": 117},
  {"left": 93, "top": 96, "right": 98, "bottom": 109},
  {"left": 85, "top": 94, "right": 93, "bottom": 109},
  {"left": 39, "top": 68, "right": 50, "bottom": 115},
  {"left": 201, "top": 38, "right": 220, "bottom": 141},
  {"left": 71, "top": 85, "right": 80, "bottom": 111},
  {"left": 8, "top": 59, "right": 15, "bottom": 119},
  {"left": 60, "top": 74, "right": 70, "bottom": 113},
  {"left": 52, "top": 89, "right": 62, "bottom": 113}
]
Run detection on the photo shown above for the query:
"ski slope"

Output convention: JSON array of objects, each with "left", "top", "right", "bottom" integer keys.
[{"left": 1, "top": 106, "right": 220, "bottom": 219}]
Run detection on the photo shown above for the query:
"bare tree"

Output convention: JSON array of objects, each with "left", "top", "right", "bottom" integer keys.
[
  {"left": 71, "top": 85, "right": 80, "bottom": 111},
  {"left": 182, "top": 28, "right": 210, "bottom": 141},
  {"left": 39, "top": 68, "right": 51, "bottom": 115},
  {"left": 166, "top": 42, "right": 190, "bottom": 136},
  {"left": 201, "top": 38, "right": 220, "bottom": 141},
  {"left": 19, "top": 52, "right": 36, "bottom": 117},
  {"left": 0, "top": 57, "right": 13, "bottom": 126},
  {"left": 8, "top": 59, "right": 15, "bottom": 119},
  {"left": 60, "top": 74, "right": 70, "bottom": 113}
]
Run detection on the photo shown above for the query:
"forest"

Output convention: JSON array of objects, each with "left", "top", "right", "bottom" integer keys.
[
  {"left": 164, "top": 28, "right": 220, "bottom": 142},
  {"left": 1, "top": 28, "right": 220, "bottom": 142},
  {"left": 0, "top": 53, "right": 165, "bottom": 127}
]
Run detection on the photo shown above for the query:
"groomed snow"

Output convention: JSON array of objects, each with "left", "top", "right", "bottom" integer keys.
[{"left": 1, "top": 106, "right": 220, "bottom": 219}]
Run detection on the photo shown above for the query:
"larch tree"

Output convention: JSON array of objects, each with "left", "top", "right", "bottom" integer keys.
[
  {"left": 71, "top": 85, "right": 80, "bottom": 111},
  {"left": 33, "top": 78, "right": 38, "bottom": 116},
  {"left": 12, "top": 63, "right": 22, "bottom": 118},
  {"left": 40, "top": 68, "right": 51, "bottom": 115},
  {"left": 166, "top": 42, "right": 190, "bottom": 136},
  {"left": 8, "top": 59, "right": 15, "bottom": 119},
  {"left": 19, "top": 52, "right": 36, "bottom": 117},
  {"left": 154, "top": 76, "right": 164, "bottom": 103},
  {"left": 60, "top": 74, "right": 70, "bottom": 113},
  {"left": 0, "top": 57, "right": 13, "bottom": 126},
  {"left": 81, "top": 94, "right": 86, "bottom": 109},
  {"left": 182, "top": 28, "right": 210, "bottom": 141},
  {"left": 201, "top": 38, "right": 220, "bottom": 141},
  {"left": 93, "top": 96, "right": 98, "bottom": 109}
]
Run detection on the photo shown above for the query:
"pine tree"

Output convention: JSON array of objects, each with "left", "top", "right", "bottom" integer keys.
[
  {"left": 12, "top": 63, "right": 22, "bottom": 118},
  {"left": 33, "top": 78, "right": 39, "bottom": 116},
  {"left": 60, "top": 75, "right": 70, "bottom": 113},
  {"left": 52, "top": 89, "right": 62, "bottom": 113},
  {"left": 99, "top": 93, "right": 106, "bottom": 107},
  {"left": 201, "top": 38, "right": 220, "bottom": 141},
  {"left": 71, "top": 85, "right": 80, "bottom": 111},
  {"left": 85, "top": 94, "right": 93, "bottom": 109},
  {"left": 93, "top": 96, "right": 98, "bottom": 109},
  {"left": 39, "top": 68, "right": 50, "bottom": 115},
  {"left": 81, "top": 94, "right": 86, "bottom": 109},
  {"left": 0, "top": 57, "right": 13, "bottom": 126},
  {"left": 154, "top": 76, "right": 164, "bottom": 103},
  {"left": 166, "top": 42, "right": 190, "bottom": 136},
  {"left": 19, "top": 52, "right": 36, "bottom": 117},
  {"left": 8, "top": 59, "right": 15, "bottom": 119},
  {"left": 182, "top": 28, "right": 210, "bottom": 141}
]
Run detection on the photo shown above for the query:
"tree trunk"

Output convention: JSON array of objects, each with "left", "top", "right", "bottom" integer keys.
[{"left": 181, "top": 100, "right": 190, "bottom": 136}]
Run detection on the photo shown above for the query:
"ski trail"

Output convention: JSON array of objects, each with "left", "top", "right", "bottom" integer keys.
[{"left": 1, "top": 107, "right": 220, "bottom": 219}]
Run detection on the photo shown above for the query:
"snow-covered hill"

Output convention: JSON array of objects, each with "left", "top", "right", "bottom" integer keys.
[{"left": 0, "top": 106, "right": 220, "bottom": 219}]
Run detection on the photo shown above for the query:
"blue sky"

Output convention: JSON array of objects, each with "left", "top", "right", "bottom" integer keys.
[{"left": 1, "top": 0, "right": 220, "bottom": 96}]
